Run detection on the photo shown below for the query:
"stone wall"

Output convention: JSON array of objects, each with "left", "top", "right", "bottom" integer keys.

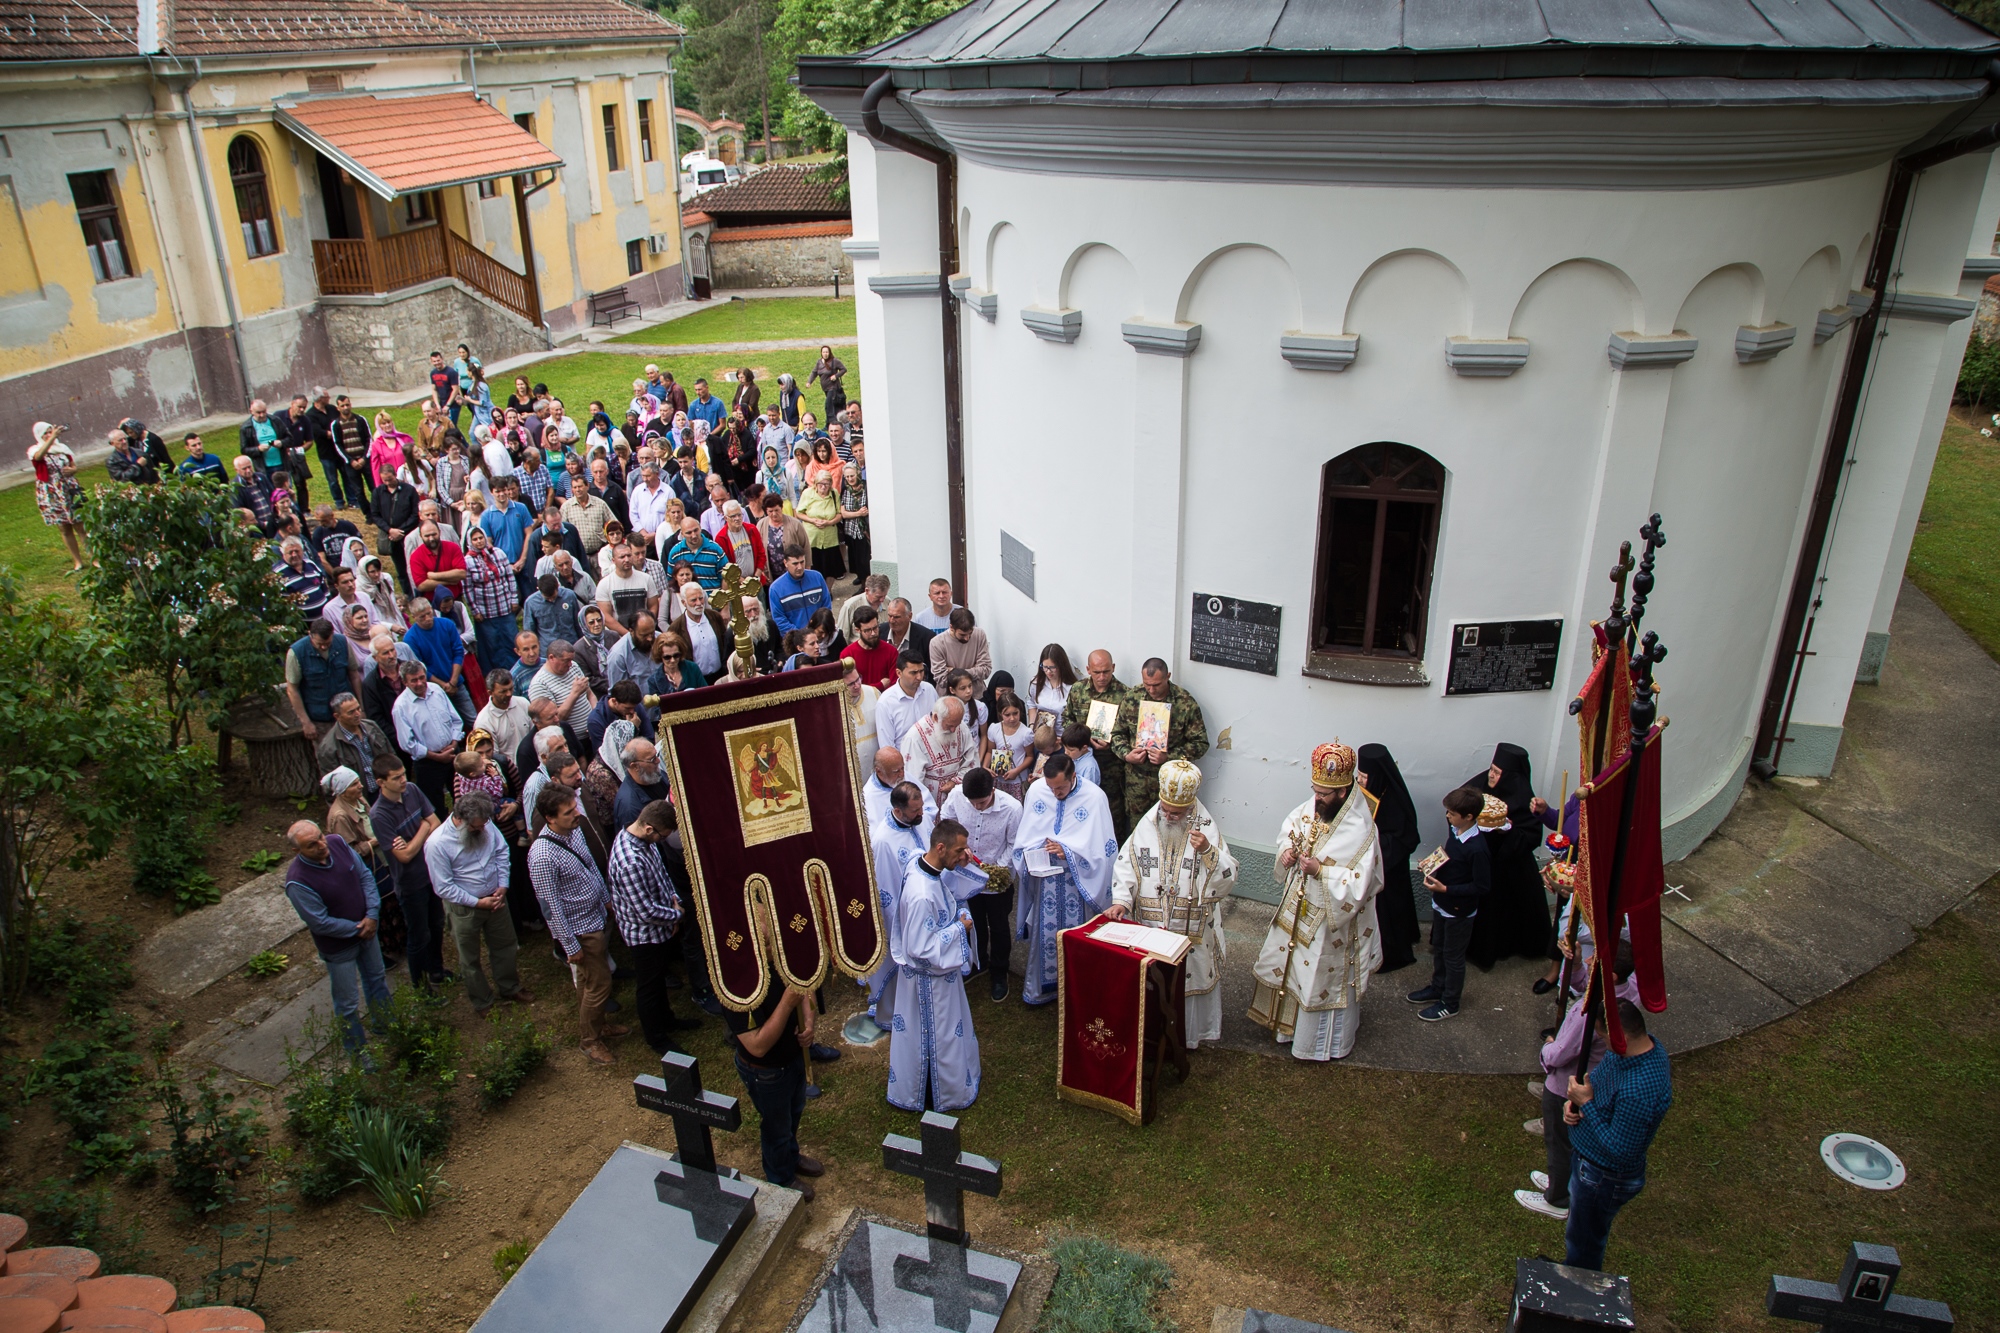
[
  {"left": 320, "top": 280, "right": 547, "bottom": 392},
  {"left": 711, "top": 232, "right": 853, "bottom": 290}
]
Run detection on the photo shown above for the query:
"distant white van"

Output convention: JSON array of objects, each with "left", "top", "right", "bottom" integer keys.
[{"left": 681, "top": 156, "right": 740, "bottom": 193}]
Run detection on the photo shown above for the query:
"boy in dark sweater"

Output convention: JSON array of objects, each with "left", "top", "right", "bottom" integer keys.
[{"left": 1408, "top": 786, "right": 1490, "bottom": 1021}]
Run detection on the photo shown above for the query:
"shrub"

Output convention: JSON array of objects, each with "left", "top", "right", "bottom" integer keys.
[
  {"left": 375, "top": 986, "right": 461, "bottom": 1089},
  {"left": 493, "top": 1240, "right": 532, "bottom": 1280},
  {"left": 342, "top": 1107, "right": 443, "bottom": 1223},
  {"left": 474, "top": 1013, "right": 553, "bottom": 1109},
  {"left": 27, "top": 909, "right": 135, "bottom": 1019},
  {"left": 8, "top": 1179, "right": 152, "bottom": 1275},
  {"left": 1959, "top": 331, "right": 2000, "bottom": 410},
  {"left": 1040, "top": 1233, "right": 1177, "bottom": 1333},
  {"left": 26, "top": 1016, "right": 149, "bottom": 1173},
  {"left": 159, "top": 1068, "right": 264, "bottom": 1219},
  {"left": 283, "top": 1008, "right": 456, "bottom": 1203}
]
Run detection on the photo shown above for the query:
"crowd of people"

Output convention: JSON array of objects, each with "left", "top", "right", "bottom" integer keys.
[{"left": 60, "top": 339, "right": 1666, "bottom": 1262}]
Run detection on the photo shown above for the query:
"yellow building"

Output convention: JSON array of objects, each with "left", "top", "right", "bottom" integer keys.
[{"left": 0, "top": 0, "right": 685, "bottom": 424}]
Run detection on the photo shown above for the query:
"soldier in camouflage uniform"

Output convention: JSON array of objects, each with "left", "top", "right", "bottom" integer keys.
[
  {"left": 1110, "top": 657, "right": 1210, "bottom": 832},
  {"left": 1063, "top": 649, "right": 1132, "bottom": 840}
]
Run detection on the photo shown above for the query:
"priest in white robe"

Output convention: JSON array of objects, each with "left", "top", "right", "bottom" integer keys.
[
  {"left": 900, "top": 697, "right": 977, "bottom": 805},
  {"left": 861, "top": 780, "right": 934, "bottom": 1035},
  {"left": 1250, "top": 740, "right": 1385, "bottom": 1061},
  {"left": 1108, "top": 759, "right": 1237, "bottom": 1048},
  {"left": 886, "top": 819, "right": 982, "bottom": 1112},
  {"left": 1009, "top": 753, "right": 1118, "bottom": 1007},
  {"left": 843, "top": 658, "right": 881, "bottom": 774},
  {"left": 863, "top": 747, "right": 936, "bottom": 834}
]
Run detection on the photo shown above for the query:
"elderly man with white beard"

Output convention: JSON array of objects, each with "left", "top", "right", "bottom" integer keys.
[{"left": 900, "top": 696, "right": 976, "bottom": 805}]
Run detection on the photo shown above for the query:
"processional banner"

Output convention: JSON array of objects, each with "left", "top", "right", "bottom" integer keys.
[
  {"left": 1575, "top": 723, "right": 1671, "bottom": 1052},
  {"left": 654, "top": 663, "right": 884, "bottom": 1011}
]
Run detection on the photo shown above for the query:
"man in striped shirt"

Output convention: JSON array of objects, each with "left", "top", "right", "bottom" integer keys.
[
  {"left": 608, "top": 800, "right": 703, "bottom": 1054},
  {"left": 664, "top": 516, "right": 730, "bottom": 591},
  {"left": 528, "top": 785, "right": 627, "bottom": 1065}
]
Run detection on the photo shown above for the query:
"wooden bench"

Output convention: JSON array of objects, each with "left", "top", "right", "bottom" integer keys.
[{"left": 589, "top": 285, "right": 642, "bottom": 327}]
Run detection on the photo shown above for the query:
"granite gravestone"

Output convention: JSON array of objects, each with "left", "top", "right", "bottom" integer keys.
[
  {"left": 1510, "top": 1258, "right": 1635, "bottom": 1333},
  {"left": 472, "top": 1053, "right": 757, "bottom": 1333},
  {"left": 793, "top": 1113, "right": 1020, "bottom": 1333},
  {"left": 1767, "top": 1243, "right": 1953, "bottom": 1333}
]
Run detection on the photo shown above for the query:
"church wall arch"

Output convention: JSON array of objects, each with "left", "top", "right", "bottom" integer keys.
[{"left": 1647, "top": 260, "right": 1840, "bottom": 807}]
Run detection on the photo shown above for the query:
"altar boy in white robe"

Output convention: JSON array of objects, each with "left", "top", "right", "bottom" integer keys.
[
  {"left": 886, "top": 820, "right": 983, "bottom": 1112},
  {"left": 857, "top": 780, "right": 934, "bottom": 1041},
  {"left": 1107, "top": 759, "right": 1237, "bottom": 1048},
  {"left": 1009, "top": 753, "right": 1118, "bottom": 1007},
  {"left": 1249, "top": 739, "right": 1385, "bottom": 1062}
]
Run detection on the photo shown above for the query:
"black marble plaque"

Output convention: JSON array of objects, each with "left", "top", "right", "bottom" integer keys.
[
  {"left": 1189, "top": 593, "right": 1282, "bottom": 676},
  {"left": 474, "top": 1142, "right": 757, "bottom": 1333},
  {"left": 1512, "top": 1258, "right": 1635, "bottom": 1333},
  {"left": 1444, "top": 619, "right": 1563, "bottom": 696},
  {"left": 794, "top": 1220, "right": 1021, "bottom": 1333}
]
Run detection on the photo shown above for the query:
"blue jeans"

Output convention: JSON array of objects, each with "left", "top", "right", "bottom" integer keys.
[
  {"left": 322, "top": 936, "right": 391, "bottom": 1051},
  {"left": 733, "top": 1053, "right": 806, "bottom": 1186},
  {"left": 474, "top": 613, "right": 519, "bottom": 674},
  {"left": 1564, "top": 1155, "right": 1645, "bottom": 1271}
]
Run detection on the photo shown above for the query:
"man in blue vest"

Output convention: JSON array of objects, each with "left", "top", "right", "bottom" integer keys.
[
  {"left": 283, "top": 819, "right": 388, "bottom": 1053},
  {"left": 285, "top": 618, "right": 361, "bottom": 742}
]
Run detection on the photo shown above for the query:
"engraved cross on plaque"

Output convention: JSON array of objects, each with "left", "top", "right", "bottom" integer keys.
[
  {"left": 881, "top": 1110, "right": 1002, "bottom": 1246},
  {"left": 1768, "top": 1243, "right": 1954, "bottom": 1333},
  {"left": 634, "top": 1050, "right": 741, "bottom": 1175},
  {"left": 893, "top": 1238, "right": 1009, "bottom": 1333}
]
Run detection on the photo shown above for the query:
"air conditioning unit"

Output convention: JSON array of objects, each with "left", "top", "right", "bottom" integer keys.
[{"left": 646, "top": 233, "right": 672, "bottom": 255}]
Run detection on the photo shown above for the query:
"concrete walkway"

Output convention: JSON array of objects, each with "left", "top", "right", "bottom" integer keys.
[
  {"left": 595, "top": 336, "right": 859, "bottom": 356},
  {"left": 1209, "top": 580, "right": 1997, "bottom": 1074}
]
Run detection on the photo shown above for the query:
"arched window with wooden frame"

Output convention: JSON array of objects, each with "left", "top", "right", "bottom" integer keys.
[
  {"left": 1306, "top": 441, "right": 1443, "bottom": 684},
  {"left": 228, "top": 136, "right": 279, "bottom": 258}
]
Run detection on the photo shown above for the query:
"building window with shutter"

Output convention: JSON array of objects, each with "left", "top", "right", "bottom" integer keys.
[
  {"left": 626, "top": 238, "right": 645, "bottom": 275},
  {"left": 68, "top": 170, "right": 131, "bottom": 282},
  {"left": 1307, "top": 442, "right": 1443, "bottom": 678},
  {"left": 227, "top": 136, "right": 280, "bottom": 258},
  {"left": 637, "top": 99, "right": 655, "bottom": 161},
  {"left": 602, "top": 104, "right": 621, "bottom": 172}
]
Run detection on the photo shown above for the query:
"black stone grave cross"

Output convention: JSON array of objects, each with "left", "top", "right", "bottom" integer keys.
[
  {"left": 634, "top": 1050, "right": 741, "bottom": 1175},
  {"left": 1768, "top": 1243, "right": 1954, "bottom": 1333},
  {"left": 881, "top": 1110, "right": 1003, "bottom": 1246},
  {"left": 893, "top": 1237, "right": 1010, "bottom": 1333},
  {"left": 634, "top": 1051, "right": 758, "bottom": 1246}
]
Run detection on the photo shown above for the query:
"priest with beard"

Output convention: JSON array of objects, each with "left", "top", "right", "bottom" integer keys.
[
  {"left": 1358, "top": 744, "right": 1423, "bottom": 972},
  {"left": 1250, "top": 740, "right": 1385, "bottom": 1062},
  {"left": 885, "top": 820, "right": 985, "bottom": 1112},
  {"left": 1107, "top": 759, "right": 1237, "bottom": 1049},
  {"left": 1009, "top": 753, "right": 1118, "bottom": 1007},
  {"left": 1464, "top": 742, "right": 1551, "bottom": 970}
]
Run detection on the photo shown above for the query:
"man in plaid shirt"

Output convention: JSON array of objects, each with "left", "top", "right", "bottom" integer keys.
[
  {"left": 609, "top": 799, "right": 704, "bottom": 1054},
  {"left": 528, "top": 786, "right": 628, "bottom": 1065}
]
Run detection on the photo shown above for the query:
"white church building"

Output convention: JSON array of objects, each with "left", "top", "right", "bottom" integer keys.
[{"left": 799, "top": 0, "right": 2000, "bottom": 859}]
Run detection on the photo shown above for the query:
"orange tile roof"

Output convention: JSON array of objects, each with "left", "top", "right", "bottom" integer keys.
[
  {"left": 681, "top": 211, "right": 714, "bottom": 227},
  {"left": 707, "top": 221, "right": 855, "bottom": 242},
  {"left": 276, "top": 92, "right": 563, "bottom": 199}
]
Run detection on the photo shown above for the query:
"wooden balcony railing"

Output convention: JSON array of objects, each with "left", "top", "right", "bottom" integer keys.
[{"left": 312, "top": 222, "right": 538, "bottom": 325}]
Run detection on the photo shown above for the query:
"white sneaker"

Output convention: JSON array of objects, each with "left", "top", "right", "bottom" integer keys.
[
  {"left": 1524, "top": 1118, "right": 1543, "bottom": 1136},
  {"left": 1528, "top": 1077, "right": 1546, "bottom": 1100},
  {"left": 1531, "top": 1171, "right": 1551, "bottom": 1192},
  {"left": 1515, "top": 1189, "right": 1569, "bottom": 1220}
]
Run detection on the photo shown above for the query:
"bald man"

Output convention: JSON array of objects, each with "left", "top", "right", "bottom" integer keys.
[
  {"left": 864, "top": 747, "right": 936, "bottom": 832},
  {"left": 282, "top": 819, "right": 389, "bottom": 1052}
]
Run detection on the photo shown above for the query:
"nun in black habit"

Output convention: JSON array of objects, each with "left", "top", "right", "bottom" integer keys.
[
  {"left": 1465, "top": 742, "right": 1552, "bottom": 969},
  {"left": 1357, "top": 743, "right": 1422, "bottom": 972}
]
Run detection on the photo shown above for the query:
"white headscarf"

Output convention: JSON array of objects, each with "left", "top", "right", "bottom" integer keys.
[
  {"left": 320, "top": 765, "right": 361, "bottom": 799},
  {"left": 599, "top": 719, "right": 636, "bottom": 782}
]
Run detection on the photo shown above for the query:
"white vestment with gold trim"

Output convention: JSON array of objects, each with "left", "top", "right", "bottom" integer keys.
[
  {"left": 1249, "top": 787, "right": 1383, "bottom": 1060},
  {"left": 1110, "top": 800, "right": 1236, "bottom": 1047}
]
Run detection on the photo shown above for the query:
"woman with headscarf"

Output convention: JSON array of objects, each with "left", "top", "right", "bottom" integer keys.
[
  {"left": 758, "top": 444, "right": 794, "bottom": 511},
  {"left": 358, "top": 552, "right": 406, "bottom": 631},
  {"left": 1464, "top": 741, "right": 1551, "bottom": 969},
  {"left": 321, "top": 765, "right": 407, "bottom": 961},
  {"left": 775, "top": 372, "right": 802, "bottom": 428},
  {"left": 337, "top": 601, "right": 378, "bottom": 659},
  {"left": 1358, "top": 744, "right": 1422, "bottom": 972},
  {"left": 368, "top": 411, "right": 413, "bottom": 488}
]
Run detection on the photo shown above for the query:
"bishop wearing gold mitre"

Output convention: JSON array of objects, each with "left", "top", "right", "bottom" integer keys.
[
  {"left": 1249, "top": 740, "right": 1386, "bottom": 1062},
  {"left": 1107, "top": 759, "right": 1237, "bottom": 1050}
]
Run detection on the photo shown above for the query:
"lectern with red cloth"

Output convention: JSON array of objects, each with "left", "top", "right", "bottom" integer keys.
[
  {"left": 1056, "top": 916, "right": 1191, "bottom": 1126},
  {"left": 653, "top": 663, "right": 884, "bottom": 1011}
]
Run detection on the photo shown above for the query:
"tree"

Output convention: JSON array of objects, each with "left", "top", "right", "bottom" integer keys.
[
  {"left": 75, "top": 478, "right": 300, "bottom": 749},
  {"left": 0, "top": 574, "right": 204, "bottom": 1000},
  {"left": 772, "top": 0, "right": 968, "bottom": 196},
  {"left": 677, "top": 0, "right": 783, "bottom": 149}
]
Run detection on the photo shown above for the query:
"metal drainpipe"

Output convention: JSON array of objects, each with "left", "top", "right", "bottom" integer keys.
[
  {"left": 1752, "top": 68, "right": 2000, "bottom": 777},
  {"left": 172, "top": 62, "right": 256, "bottom": 407},
  {"left": 860, "top": 71, "right": 967, "bottom": 603}
]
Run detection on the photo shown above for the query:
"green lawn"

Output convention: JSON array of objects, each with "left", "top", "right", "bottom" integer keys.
[
  {"left": 607, "top": 295, "right": 857, "bottom": 346},
  {"left": 1908, "top": 414, "right": 2000, "bottom": 658}
]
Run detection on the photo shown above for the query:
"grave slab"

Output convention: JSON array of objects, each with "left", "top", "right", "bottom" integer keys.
[
  {"left": 789, "top": 1211, "right": 1032, "bottom": 1333},
  {"left": 133, "top": 871, "right": 298, "bottom": 998},
  {"left": 474, "top": 1140, "right": 798, "bottom": 1333}
]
